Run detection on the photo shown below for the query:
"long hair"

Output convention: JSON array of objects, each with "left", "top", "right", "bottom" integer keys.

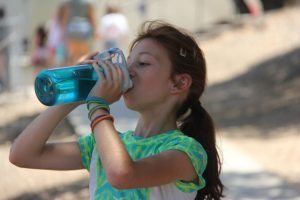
[
  {"left": 130, "top": 20, "right": 224, "bottom": 199},
  {"left": 36, "top": 26, "right": 47, "bottom": 47}
]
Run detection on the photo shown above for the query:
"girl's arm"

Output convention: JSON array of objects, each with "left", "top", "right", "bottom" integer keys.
[
  {"left": 89, "top": 60, "right": 198, "bottom": 189},
  {"left": 93, "top": 118, "right": 197, "bottom": 189},
  {"left": 9, "top": 103, "right": 84, "bottom": 170}
]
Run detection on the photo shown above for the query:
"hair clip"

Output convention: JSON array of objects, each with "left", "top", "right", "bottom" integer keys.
[{"left": 180, "top": 48, "right": 187, "bottom": 57}]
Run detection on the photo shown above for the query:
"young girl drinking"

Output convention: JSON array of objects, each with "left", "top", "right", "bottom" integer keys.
[{"left": 10, "top": 20, "right": 224, "bottom": 199}]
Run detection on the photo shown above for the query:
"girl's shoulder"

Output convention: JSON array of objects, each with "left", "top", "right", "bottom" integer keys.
[{"left": 120, "top": 130, "right": 204, "bottom": 151}]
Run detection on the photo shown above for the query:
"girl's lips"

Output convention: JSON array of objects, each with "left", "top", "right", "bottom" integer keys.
[{"left": 125, "top": 85, "right": 134, "bottom": 94}]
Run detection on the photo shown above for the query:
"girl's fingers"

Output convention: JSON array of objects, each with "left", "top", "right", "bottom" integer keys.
[
  {"left": 77, "top": 59, "right": 94, "bottom": 65},
  {"left": 93, "top": 59, "right": 122, "bottom": 90},
  {"left": 113, "top": 63, "right": 123, "bottom": 86},
  {"left": 106, "top": 61, "right": 122, "bottom": 84},
  {"left": 85, "top": 51, "right": 99, "bottom": 60},
  {"left": 77, "top": 51, "right": 99, "bottom": 64},
  {"left": 89, "top": 59, "right": 123, "bottom": 103},
  {"left": 98, "top": 60, "right": 113, "bottom": 81},
  {"left": 92, "top": 62, "right": 105, "bottom": 81}
]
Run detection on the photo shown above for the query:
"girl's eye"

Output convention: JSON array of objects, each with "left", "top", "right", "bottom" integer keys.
[{"left": 138, "top": 62, "right": 149, "bottom": 67}]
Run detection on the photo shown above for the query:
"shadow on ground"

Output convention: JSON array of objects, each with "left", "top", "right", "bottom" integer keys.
[
  {"left": 0, "top": 114, "right": 75, "bottom": 144},
  {"left": 8, "top": 178, "right": 89, "bottom": 200},
  {"left": 204, "top": 47, "right": 300, "bottom": 135},
  {"left": 222, "top": 172, "right": 300, "bottom": 200}
]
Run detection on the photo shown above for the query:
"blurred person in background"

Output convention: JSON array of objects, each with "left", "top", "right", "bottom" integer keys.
[
  {"left": 98, "top": 1, "right": 129, "bottom": 50},
  {"left": 233, "top": 0, "right": 263, "bottom": 16},
  {"left": 0, "top": 7, "right": 9, "bottom": 92},
  {"left": 62, "top": 0, "right": 97, "bottom": 65},
  {"left": 31, "top": 25, "right": 49, "bottom": 75},
  {"left": 47, "top": 4, "right": 68, "bottom": 67}
]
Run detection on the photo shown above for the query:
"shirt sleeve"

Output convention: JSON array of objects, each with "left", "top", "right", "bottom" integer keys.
[
  {"left": 78, "top": 134, "right": 95, "bottom": 171},
  {"left": 159, "top": 135, "right": 208, "bottom": 193}
]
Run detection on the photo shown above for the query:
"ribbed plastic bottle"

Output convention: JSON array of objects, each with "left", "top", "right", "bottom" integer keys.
[{"left": 34, "top": 48, "right": 132, "bottom": 106}]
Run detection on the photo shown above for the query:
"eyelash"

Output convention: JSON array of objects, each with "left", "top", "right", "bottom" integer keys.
[{"left": 138, "top": 62, "right": 149, "bottom": 67}]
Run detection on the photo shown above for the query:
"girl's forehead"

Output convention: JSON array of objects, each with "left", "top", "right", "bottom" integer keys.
[
  {"left": 133, "top": 39, "right": 157, "bottom": 50},
  {"left": 131, "top": 38, "right": 167, "bottom": 57},
  {"left": 129, "top": 38, "right": 172, "bottom": 69}
]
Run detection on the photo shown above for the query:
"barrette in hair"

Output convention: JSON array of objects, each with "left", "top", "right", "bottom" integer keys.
[{"left": 180, "top": 48, "right": 187, "bottom": 57}]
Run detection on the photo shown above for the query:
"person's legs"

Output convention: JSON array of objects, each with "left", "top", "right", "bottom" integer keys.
[{"left": 66, "top": 39, "right": 90, "bottom": 65}]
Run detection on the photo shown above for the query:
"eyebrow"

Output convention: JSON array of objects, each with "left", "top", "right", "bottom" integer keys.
[
  {"left": 127, "top": 52, "right": 154, "bottom": 60},
  {"left": 139, "top": 51, "right": 152, "bottom": 56}
]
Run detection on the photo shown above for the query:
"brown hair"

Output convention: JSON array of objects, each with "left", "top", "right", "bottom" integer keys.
[
  {"left": 105, "top": 3, "right": 120, "bottom": 14},
  {"left": 130, "top": 20, "right": 224, "bottom": 200},
  {"left": 36, "top": 25, "right": 47, "bottom": 47}
]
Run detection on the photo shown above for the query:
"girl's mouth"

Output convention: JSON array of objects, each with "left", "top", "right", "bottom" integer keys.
[{"left": 125, "top": 85, "right": 134, "bottom": 94}]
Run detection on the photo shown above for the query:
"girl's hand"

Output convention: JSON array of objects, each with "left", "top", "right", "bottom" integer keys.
[
  {"left": 88, "top": 59, "right": 123, "bottom": 104},
  {"left": 76, "top": 51, "right": 98, "bottom": 65}
]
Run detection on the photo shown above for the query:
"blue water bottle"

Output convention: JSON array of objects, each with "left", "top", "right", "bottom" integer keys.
[{"left": 34, "top": 48, "right": 132, "bottom": 106}]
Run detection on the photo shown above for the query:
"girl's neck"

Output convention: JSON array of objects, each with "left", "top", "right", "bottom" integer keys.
[{"left": 134, "top": 107, "right": 178, "bottom": 138}]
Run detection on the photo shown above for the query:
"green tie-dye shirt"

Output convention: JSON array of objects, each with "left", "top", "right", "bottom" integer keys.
[{"left": 78, "top": 130, "right": 207, "bottom": 199}]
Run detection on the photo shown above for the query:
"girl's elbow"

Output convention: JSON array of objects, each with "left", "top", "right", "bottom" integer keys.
[
  {"left": 106, "top": 169, "right": 133, "bottom": 189},
  {"left": 107, "top": 175, "right": 129, "bottom": 190},
  {"left": 9, "top": 147, "right": 28, "bottom": 168},
  {"left": 9, "top": 150, "right": 23, "bottom": 167}
]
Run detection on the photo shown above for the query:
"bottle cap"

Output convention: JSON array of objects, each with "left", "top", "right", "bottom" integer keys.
[{"left": 94, "top": 48, "right": 133, "bottom": 92}]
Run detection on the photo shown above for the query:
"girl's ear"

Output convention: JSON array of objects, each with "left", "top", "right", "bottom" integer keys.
[{"left": 170, "top": 74, "right": 192, "bottom": 94}]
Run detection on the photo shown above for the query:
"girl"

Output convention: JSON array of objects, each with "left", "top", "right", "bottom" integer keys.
[
  {"left": 10, "top": 20, "right": 224, "bottom": 199},
  {"left": 31, "top": 25, "right": 49, "bottom": 74}
]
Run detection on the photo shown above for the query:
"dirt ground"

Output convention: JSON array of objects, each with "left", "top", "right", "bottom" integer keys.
[
  {"left": 224, "top": 128, "right": 300, "bottom": 189},
  {"left": 0, "top": 6, "right": 299, "bottom": 200},
  {"left": 200, "top": 5, "right": 300, "bottom": 190},
  {"left": 0, "top": 94, "right": 90, "bottom": 200}
]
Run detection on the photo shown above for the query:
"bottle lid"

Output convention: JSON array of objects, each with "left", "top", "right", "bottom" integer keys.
[{"left": 94, "top": 48, "right": 133, "bottom": 92}]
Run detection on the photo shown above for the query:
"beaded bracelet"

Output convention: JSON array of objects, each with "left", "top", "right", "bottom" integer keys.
[{"left": 90, "top": 114, "right": 114, "bottom": 133}]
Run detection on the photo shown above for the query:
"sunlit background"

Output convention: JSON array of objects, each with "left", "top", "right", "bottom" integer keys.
[{"left": 0, "top": 0, "right": 299, "bottom": 199}]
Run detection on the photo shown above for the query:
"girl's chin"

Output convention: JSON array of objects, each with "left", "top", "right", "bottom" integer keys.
[
  {"left": 123, "top": 92, "right": 131, "bottom": 103},
  {"left": 123, "top": 99, "right": 135, "bottom": 111}
]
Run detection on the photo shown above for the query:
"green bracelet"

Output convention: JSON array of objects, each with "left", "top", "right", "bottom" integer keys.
[
  {"left": 88, "top": 104, "right": 110, "bottom": 120},
  {"left": 86, "top": 96, "right": 110, "bottom": 106}
]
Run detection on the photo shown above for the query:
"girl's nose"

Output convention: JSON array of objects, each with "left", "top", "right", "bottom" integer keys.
[{"left": 127, "top": 64, "right": 136, "bottom": 78}]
